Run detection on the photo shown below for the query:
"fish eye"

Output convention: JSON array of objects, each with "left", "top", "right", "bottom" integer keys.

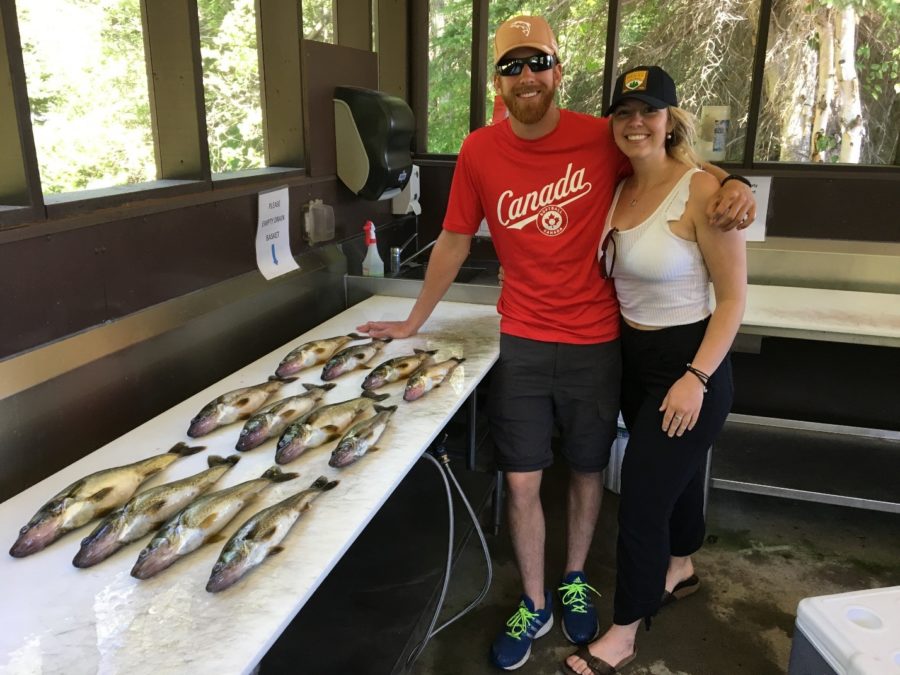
[
  {"left": 240, "top": 428, "right": 249, "bottom": 436},
  {"left": 138, "top": 548, "right": 149, "bottom": 559},
  {"left": 19, "top": 525, "right": 28, "bottom": 534},
  {"left": 190, "top": 415, "right": 200, "bottom": 424}
]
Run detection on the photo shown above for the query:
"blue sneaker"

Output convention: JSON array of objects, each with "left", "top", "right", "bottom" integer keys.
[
  {"left": 490, "top": 591, "right": 554, "bottom": 670},
  {"left": 558, "top": 571, "right": 600, "bottom": 644}
]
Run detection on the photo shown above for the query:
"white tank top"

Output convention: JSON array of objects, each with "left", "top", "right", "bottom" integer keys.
[{"left": 600, "top": 168, "right": 711, "bottom": 327}]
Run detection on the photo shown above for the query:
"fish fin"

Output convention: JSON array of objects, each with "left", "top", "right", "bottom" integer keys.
[
  {"left": 347, "top": 332, "right": 365, "bottom": 340},
  {"left": 170, "top": 442, "right": 206, "bottom": 456},
  {"left": 208, "top": 454, "right": 241, "bottom": 468},
  {"left": 205, "top": 533, "right": 226, "bottom": 545},
  {"left": 359, "top": 364, "right": 371, "bottom": 369},
  {"left": 452, "top": 357, "right": 467, "bottom": 363},
  {"left": 323, "top": 480, "right": 340, "bottom": 491},
  {"left": 373, "top": 404, "right": 399, "bottom": 413},
  {"left": 235, "top": 397, "right": 251, "bottom": 408},
  {"left": 360, "top": 391, "right": 391, "bottom": 402},
  {"left": 279, "top": 407, "right": 299, "bottom": 418},
  {"left": 89, "top": 486, "right": 115, "bottom": 502},
  {"left": 370, "top": 446, "right": 382, "bottom": 453},
  {"left": 303, "top": 382, "right": 336, "bottom": 391},
  {"left": 199, "top": 513, "right": 220, "bottom": 530},
  {"left": 262, "top": 466, "right": 300, "bottom": 483},
  {"left": 322, "top": 425, "right": 340, "bottom": 433},
  {"left": 267, "top": 546, "right": 285, "bottom": 557},
  {"left": 257, "top": 526, "right": 279, "bottom": 542},
  {"left": 269, "top": 375, "right": 300, "bottom": 383},
  {"left": 310, "top": 476, "right": 330, "bottom": 489},
  {"left": 145, "top": 499, "right": 168, "bottom": 514}
]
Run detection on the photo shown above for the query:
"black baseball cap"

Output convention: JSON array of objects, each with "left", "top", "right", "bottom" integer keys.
[{"left": 605, "top": 66, "right": 678, "bottom": 116}]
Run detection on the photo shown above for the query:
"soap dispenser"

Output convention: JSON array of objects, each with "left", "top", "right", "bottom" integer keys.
[{"left": 361, "top": 221, "right": 384, "bottom": 277}]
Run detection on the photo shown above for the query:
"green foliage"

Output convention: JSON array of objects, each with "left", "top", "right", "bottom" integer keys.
[{"left": 199, "top": 0, "right": 264, "bottom": 174}]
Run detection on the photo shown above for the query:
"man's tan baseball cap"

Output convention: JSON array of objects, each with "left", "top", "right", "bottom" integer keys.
[{"left": 493, "top": 16, "right": 559, "bottom": 64}]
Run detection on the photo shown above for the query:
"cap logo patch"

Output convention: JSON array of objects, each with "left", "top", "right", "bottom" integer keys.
[
  {"left": 510, "top": 20, "right": 531, "bottom": 35},
  {"left": 623, "top": 70, "right": 648, "bottom": 92}
]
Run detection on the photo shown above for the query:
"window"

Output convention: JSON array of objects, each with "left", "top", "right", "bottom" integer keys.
[
  {"left": 617, "top": 0, "right": 757, "bottom": 163},
  {"left": 755, "top": 0, "right": 899, "bottom": 164},
  {"left": 302, "top": 0, "right": 335, "bottom": 43},
  {"left": 198, "top": 0, "right": 265, "bottom": 174},
  {"left": 17, "top": 0, "right": 155, "bottom": 194},
  {"left": 428, "top": 0, "right": 473, "bottom": 153}
]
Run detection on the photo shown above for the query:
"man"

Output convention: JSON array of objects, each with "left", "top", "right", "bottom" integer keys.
[{"left": 357, "top": 15, "right": 754, "bottom": 671}]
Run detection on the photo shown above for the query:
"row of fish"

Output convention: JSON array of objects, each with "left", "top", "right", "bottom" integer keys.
[
  {"left": 11, "top": 444, "right": 339, "bottom": 591},
  {"left": 9, "top": 329, "right": 469, "bottom": 593}
]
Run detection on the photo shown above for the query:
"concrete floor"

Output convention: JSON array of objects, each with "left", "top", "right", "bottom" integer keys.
[{"left": 409, "top": 460, "right": 900, "bottom": 675}]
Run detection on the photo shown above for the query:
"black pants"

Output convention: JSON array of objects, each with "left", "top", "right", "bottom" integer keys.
[{"left": 613, "top": 318, "right": 733, "bottom": 625}]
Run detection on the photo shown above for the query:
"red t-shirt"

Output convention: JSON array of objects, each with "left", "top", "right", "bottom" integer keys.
[{"left": 443, "top": 109, "right": 630, "bottom": 344}]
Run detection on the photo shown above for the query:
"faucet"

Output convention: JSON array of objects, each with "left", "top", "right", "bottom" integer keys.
[{"left": 390, "top": 233, "right": 437, "bottom": 275}]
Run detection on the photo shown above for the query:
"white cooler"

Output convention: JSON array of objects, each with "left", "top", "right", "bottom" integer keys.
[{"left": 788, "top": 586, "right": 900, "bottom": 674}]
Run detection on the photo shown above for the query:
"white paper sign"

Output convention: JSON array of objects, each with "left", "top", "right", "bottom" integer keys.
[
  {"left": 745, "top": 176, "right": 771, "bottom": 242},
  {"left": 256, "top": 186, "right": 299, "bottom": 280}
]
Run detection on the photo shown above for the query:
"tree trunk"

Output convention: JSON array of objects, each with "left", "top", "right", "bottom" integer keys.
[
  {"left": 835, "top": 6, "right": 864, "bottom": 163},
  {"left": 811, "top": 9, "right": 835, "bottom": 162}
]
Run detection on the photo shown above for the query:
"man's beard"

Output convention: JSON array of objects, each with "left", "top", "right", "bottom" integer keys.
[{"left": 502, "top": 83, "right": 556, "bottom": 125}]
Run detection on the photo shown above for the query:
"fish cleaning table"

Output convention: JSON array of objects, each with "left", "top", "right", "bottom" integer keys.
[{"left": 0, "top": 295, "right": 500, "bottom": 675}]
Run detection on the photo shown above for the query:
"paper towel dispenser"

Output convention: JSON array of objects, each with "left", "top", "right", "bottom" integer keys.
[{"left": 334, "top": 86, "right": 415, "bottom": 201}]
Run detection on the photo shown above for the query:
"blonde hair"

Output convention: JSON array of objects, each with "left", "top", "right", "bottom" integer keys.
[{"left": 666, "top": 107, "right": 701, "bottom": 168}]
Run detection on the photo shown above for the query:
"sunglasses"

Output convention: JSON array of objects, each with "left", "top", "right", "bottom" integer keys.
[
  {"left": 495, "top": 53, "right": 556, "bottom": 77},
  {"left": 600, "top": 227, "right": 618, "bottom": 280}
]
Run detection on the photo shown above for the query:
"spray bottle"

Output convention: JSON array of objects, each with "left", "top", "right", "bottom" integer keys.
[{"left": 361, "top": 220, "right": 384, "bottom": 277}]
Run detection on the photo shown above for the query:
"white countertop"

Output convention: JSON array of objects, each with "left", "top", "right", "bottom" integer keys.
[
  {"left": 726, "top": 285, "right": 900, "bottom": 347},
  {"left": 0, "top": 296, "right": 500, "bottom": 675}
]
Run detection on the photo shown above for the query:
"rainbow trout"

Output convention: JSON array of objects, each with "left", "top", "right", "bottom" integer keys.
[
  {"left": 275, "top": 391, "right": 390, "bottom": 464},
  {"left": 10, "top": 442, "right": 205, "bottom": 558},
  {"left": 361, "top": 349, "right": 438, "bottom": 390},
  {"left": 73, "top": 454, "right": 240, "bottom": 568},
  {"left": 235, "top": 383, "right": 336, "bottom": 451},
  {"left": 403, "top": 358, "right": 466, "bottom": 402},
  {"left": 329, "top": 405, "right": 398, "bottom": 468},
  {"left": 187, "top": 376, "right": 298, "bottom": 437},
  {"left": 274, "top": 333, "right": 365, "bottom": 378},
  {"left": 321, "top": 338, "right": 393, "bottom": 381},
  {"left": 206, "top": 475, "right": 339, "bottom": 592},
  {"left": 130, "top": 467, "right": 298, "bottom": 579}
]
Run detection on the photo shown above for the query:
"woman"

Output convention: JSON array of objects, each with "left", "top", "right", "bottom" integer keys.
[{"left": 564, "top": 65, "right": 747, "bottom": 674}]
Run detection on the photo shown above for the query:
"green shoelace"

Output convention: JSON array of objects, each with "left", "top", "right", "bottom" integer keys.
[
  {"left": 558, "top": 577, "right": 601, "bottom": 614},
  {"left": 505, "top": 602, "right": 541, "bottom": 639}
]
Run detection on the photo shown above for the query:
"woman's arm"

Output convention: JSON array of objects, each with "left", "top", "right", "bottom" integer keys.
[{"left": 659, "top": 171, "right": 748, "bottom": 437}]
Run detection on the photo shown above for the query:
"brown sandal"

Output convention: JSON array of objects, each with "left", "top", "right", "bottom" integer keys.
[
  {"left": 562, "top": 645, "right": 637, "bottom": 675},
  {"left": 660, "top": 574, "right": 700, "bottom": 608}
]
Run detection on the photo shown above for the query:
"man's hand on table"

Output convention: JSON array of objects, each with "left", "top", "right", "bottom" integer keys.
[{"left": 356, "top": 319, "right": 418, "bottom": 340}]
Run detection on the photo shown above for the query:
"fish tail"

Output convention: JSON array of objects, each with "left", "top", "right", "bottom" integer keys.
[
  {"left": 346, "top": 332, "right": 365, "bottom": 340},
  {"left": 414, "top": 348, "right": 439, "bottom": 355},
  {"left": 452, "top": 357, "right": 466, "bottom": 364},
  {"left": 208, "top": 454, "right": 241, "bottom": 467},
  {"left": 322, "top": 480, "right": 340, "bottom": 491},
  {"left": 362, "top": 391, "right": 391, "bottom": 401},
  {"left": 303, "top": 382, "right": 337, "bottom": 392},
  {"left": 268, "top": 375, "right": 300, "bottom": 384},
  {"left": 375, "top": 337, "right": 393, "bottom": 344},
  {"left": 374, "top": 404, "right": 399, "bottom": 413},
  {"left": 309, "top": 475, "right": 330, "bottom": 489},
  {"left": 169, "top": 442, "right": 206, "bottom": 456},
  {"left": 261, "top": 467, "right": 300, "bottom": 483}
]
